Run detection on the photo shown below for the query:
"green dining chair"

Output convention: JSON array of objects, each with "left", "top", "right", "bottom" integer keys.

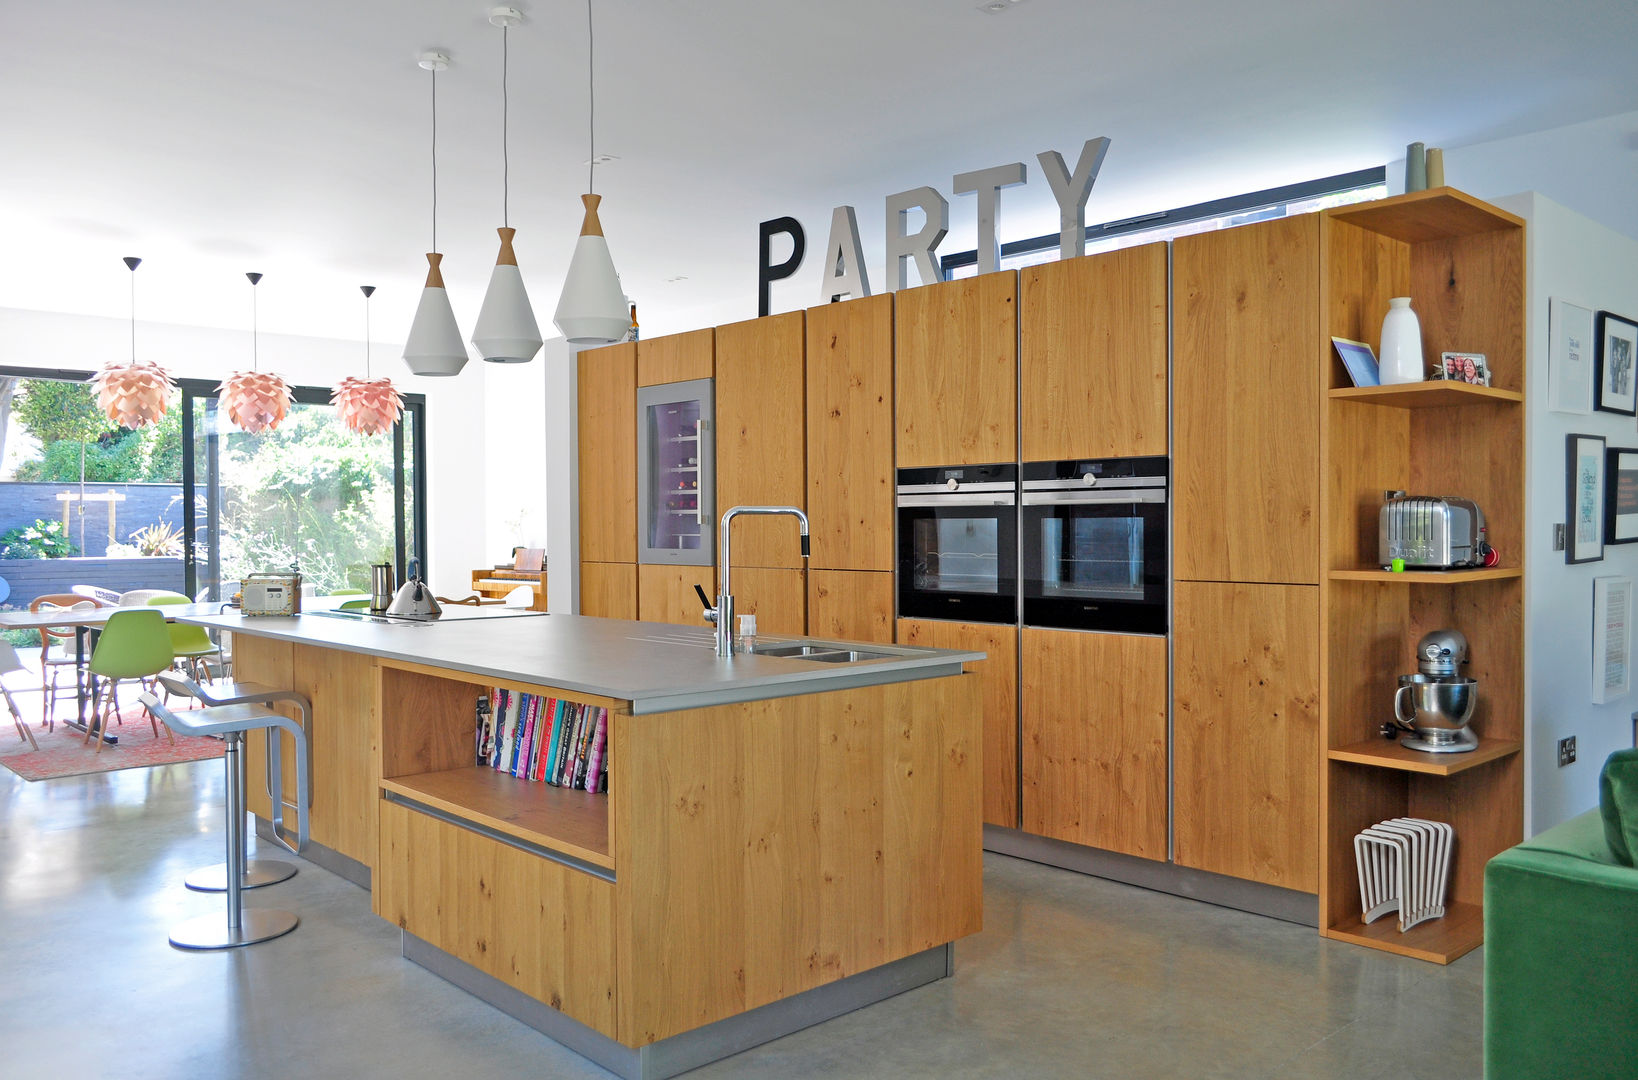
[
  {"left": 332, "top": 588, "right": 367, "bottom": 597},
  {"left": 338, "top": 599, "right": 371, "bottom": 610},
  {"left": 85, "top": 609, "right": 175, "bottom": 751},
  {"left": 148, "top": 594, "right": 222, "bottom": 683}
]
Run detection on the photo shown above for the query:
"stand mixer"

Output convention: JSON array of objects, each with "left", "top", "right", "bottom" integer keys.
[{"left": 1388, "top": 629, "right": 1479, "bottom": 753}]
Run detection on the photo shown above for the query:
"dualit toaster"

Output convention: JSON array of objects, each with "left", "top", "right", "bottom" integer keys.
[{"left": 1380, "top": 495, "right": 1488, "bottom": 569}]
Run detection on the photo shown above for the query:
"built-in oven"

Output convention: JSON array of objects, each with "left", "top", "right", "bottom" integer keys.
[
  {"left": 896, "top": 463, "right": 1017, "bottom": 624},
  {"left": 1021, "top": 457, "right": 1168, "bottom": 635}
]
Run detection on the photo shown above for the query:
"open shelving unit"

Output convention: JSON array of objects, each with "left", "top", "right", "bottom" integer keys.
[{"left": 1317, "top": 188, "right": 1525, "bottom": 964}]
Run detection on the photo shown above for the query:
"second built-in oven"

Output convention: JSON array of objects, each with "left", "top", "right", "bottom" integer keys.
[
  {"left": 1021, "top": 456, "right": 1168, "bottom": 635},
  {"left": 897, "top": 463, "right": 1017, "bottom": 624}
]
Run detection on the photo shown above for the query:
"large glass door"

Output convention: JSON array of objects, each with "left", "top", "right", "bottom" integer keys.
[{"left": 182, "top": 385, "right": 425, "bottom": 601}]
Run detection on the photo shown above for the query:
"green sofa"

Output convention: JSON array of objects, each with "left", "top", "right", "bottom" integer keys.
[{"left": 1484, "top": 751, "right": 1638, "bottom": 1080}]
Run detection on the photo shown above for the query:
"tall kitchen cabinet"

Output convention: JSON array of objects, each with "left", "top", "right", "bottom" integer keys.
[
  {"left": 1172, "top": 216, "right": 1322, "bottom": 896},
  {"left": 806, "top": 294, "right": 894, "bottom": 643},
  {"left": 1014, "top": 244, "right": 1171, "bottom": 853},
  {"left": 716, "top": 311, "right": 809, "bottom": 636},
  {"left": 894, "top": 270, "right": 1019, "bottom": 827},
  {"left": 578, "top": 342, "right": 638, "bottom": 619},
  {"left": 636, "top": 330, "right": 715, "bottom": 626},
  {"left": 1318, "top": 191, "right": 1524, "bottom": 963}
]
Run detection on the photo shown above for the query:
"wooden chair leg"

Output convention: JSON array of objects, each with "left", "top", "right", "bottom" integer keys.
[{"left": 4, "top": 688, "right": 36, "bottom": 751}]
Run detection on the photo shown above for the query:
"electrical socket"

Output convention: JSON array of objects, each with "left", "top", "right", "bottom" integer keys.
[{"left": 1558, "top": 736, "right": 1577, "bottom": 767}]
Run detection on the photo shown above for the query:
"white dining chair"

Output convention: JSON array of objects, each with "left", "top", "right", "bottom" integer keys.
[{"left": 1, "top": 640, "right": 37, "bottom": 750}]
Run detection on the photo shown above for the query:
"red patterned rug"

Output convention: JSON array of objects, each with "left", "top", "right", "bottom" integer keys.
[{"left": 0, "top": 703, "right": 224, "bottom": 781}]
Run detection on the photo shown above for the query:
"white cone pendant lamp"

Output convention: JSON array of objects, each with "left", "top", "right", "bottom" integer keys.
[
  {"left": 403, "top": 50, "right": 468, "bottom": 377},
  {"left": 553, "top": 0, "right": 629, "bottom": 346},
  {"left": 333, "top": 285, "right": 404, "bottom": 437},
  {"left": 474, "top": 9, "right": 543, "bottom": 364},
  {"left": 92, "top": 256, "right": 176, "bottom": 429}
]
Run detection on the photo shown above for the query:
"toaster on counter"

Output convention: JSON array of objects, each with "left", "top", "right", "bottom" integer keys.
[{"left": 1379, "top": 495, "right": 1488, "bottom": 569}]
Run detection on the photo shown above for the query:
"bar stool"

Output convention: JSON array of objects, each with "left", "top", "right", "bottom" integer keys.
[
  {"left": 155, "top": 671, "right": 310, "bottom": 891},
  {"left": 139, "top": 687, "right": 310, "bottom": 950}
]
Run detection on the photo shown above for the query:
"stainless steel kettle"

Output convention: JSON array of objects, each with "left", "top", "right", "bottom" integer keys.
[{"left": 386, "top": 558, "right": 442, "bottom": 618}]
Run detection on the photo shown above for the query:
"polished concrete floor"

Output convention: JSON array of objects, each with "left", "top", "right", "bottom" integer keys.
[{"left": 0, "top": 757, "right": 1483, "bottom": 1079}]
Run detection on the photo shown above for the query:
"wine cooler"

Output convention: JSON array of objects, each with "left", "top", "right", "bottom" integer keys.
[{"left": 636, "top": 377, "right": 715, "bottom": 565}]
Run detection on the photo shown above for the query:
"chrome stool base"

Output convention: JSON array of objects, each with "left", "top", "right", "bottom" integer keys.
[
  {"left": 184, "top": 858, "right": 298, "bottom": 892},
  {"left": 169, "top": 908, "right": 299, "bottom": 951}
]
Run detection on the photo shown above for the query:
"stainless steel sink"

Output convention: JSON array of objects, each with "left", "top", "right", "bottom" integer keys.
[{"left": 750, "top": 640, "right": 893, "bottom": 663}]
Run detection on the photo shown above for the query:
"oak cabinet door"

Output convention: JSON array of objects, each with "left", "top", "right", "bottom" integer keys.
[
  {"left": 1020, "top": 243, "right": 1167, "bottom": 462},
  {"left": 578, "top": 342, "right": 637, "bottom": 564},
  {"left": 638, "top": 564, "right": 716, "bottom": 628},
  {"left": 637, "top": 327, "right": 714, "bottom": 387},
  {"left": 807, "top": 569, "right": 893, "bottom": 644},
  {"left": 1173, "top": 217, "right": 1320, "bottom": 584},
  {"left": 579, "top": 561, "right": 637, "bottom": 620},
  {"left": 716, "top": 312, "right": 807, "bottom": 570},
  {"left": 806, "top": 294, "right": 894, "bottom": 571},
  {"left": 1172, "top": 580, "right": 1319, "bottom": 892},
  {"left": 733, "top": 567, "right": 807, "bottom": 637},
  {"left": 895, "top": 271, "right": 1016, "bottom": 468},
  {"left": 1020, "top": 627, "right": 1168, "bottom": 860}
]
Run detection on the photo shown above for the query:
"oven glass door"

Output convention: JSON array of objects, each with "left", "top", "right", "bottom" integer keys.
[
  {"left": 1022, "top": 498, "right": 1166, "bottom": 634},
  {"left": 897, "top": 500, "right": 1017, "bottom": 624}
]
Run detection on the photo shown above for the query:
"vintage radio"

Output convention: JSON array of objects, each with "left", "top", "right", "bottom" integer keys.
[{"left": 240, "top": 572, "right": 302, "bottom": 616}]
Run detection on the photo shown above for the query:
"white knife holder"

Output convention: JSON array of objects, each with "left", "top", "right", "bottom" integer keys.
[{"left": 1354, "top": 817, "right": 1453, "bottom": 932}]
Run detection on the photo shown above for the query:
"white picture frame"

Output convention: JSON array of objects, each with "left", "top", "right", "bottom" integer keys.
[
  {"left": 1549, "top": 298, "right": 1595, "bottom": 414},
  {"left": 1593, "top": 576, "right": 1632, "bottom": 704}
]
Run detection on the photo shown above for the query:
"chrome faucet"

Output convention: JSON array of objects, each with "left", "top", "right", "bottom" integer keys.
[{"left": 698, "top": 505, "right": 810, "bottom": 656}]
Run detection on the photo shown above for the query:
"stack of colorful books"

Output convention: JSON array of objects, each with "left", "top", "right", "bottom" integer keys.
[{"left": 476, "top": 689, "right": 608, "bottom": 793}]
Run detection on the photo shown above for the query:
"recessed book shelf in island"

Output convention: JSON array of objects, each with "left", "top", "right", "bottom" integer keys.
[{"left": 377, "top": 658, "right": 619, "bottom": 874}]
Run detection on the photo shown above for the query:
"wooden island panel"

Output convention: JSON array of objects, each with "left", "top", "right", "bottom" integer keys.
[{"left": 611, "top": 674, "right": 982, "bottom": 1045}]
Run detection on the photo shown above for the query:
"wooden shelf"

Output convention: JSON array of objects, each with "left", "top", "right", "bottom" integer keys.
[
  {"left": 1329, "top": 736, "right": 1521, "bottom": 775},
  {"left": 1328, "top": 567, "right": 1522, "bottom": 584},
  {"left": 1328, "top": 382, "right": 1523, "bottom": 408},
  {"left": 381, "top": 767, "right": 612, "bottom": 870},
  {"left": 1326, "top": 188, "right": 1525, "bottom": 243},
  {"left": 1322, "top": 900, "right": 1484, "bottom": 964}
]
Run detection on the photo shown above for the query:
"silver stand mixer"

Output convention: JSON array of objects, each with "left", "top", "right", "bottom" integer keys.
[{"left": 1390, "top": 629, "right": 1479, "bottom": 753}]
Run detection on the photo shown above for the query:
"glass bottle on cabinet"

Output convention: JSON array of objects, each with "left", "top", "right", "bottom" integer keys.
[{"left": 636, "top": 377, "right": 714, "bottom": 565}]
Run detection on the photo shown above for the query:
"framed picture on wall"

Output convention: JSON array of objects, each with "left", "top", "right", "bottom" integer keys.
[
  {"left": 1569, "top": 433, "right": 1606, "bottom": 563},
  {"left": 1592, "top": 576, "right": 1632, "bottom": 704},
  {"left": 1607, "top": 447, "right": 1638, "bottom": 545},
  {"left": 1595, "top": 311, "right": 1638, "bottom": 415}
]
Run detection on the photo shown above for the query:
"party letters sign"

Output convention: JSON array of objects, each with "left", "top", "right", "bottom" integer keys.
[{"left": 757, "top": 137, "right": 1110, "bottom": 316}]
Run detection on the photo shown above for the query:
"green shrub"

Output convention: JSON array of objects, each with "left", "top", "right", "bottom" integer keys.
[{"left": 0, "top": 519, "right": 79, "bottom": 559}]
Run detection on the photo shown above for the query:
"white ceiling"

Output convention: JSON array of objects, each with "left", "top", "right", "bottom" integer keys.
[{"left": 4, "top": 0, "right": 1637, "bottom": 353}]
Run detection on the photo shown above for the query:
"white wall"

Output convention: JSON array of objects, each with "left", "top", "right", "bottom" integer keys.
[
  {"left": 1394, "top": 109, "right": 1638, "bottom": 242},
  {"left": 0, "top": 306, "right": 488, "bottom": 596},
  {"left": 1491, "top": 193, "right": 1638, "bottom": 834},
  {"left": 481, "top": 352, "right": 549, "bottom": 572}
]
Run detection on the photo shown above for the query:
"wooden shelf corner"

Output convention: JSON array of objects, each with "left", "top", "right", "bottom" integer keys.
[
  {"left": 1329, "top": 736, "right": 1521, "bottom": 776},
  {"left": 1328, "top": 382, "right": 1523, "bottom": 408},
  {"left": 1327, "top": 567, "right": 1522, "bottom": 584},
  {"left": 381, "top": 767, "right": 612, "bottom": 870},
  {"left": 1322, "top": 900, "right": 1484, "bottom": 964},
  {"left": 1326, "top": 188, "right": 1525, "bottom": 242}
]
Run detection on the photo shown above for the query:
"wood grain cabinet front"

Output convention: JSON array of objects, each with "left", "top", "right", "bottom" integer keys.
[
  {"left": 894, "top": 271, "right": 1016, "bottom": 468},
  {"left": 1019, "top": 627, "right": 1168, "bottom": 860},
  {"left": 637, "top": 327, "right": 714, "bottom": 387},
  {"left": 638, "top": 564, "right": 715, "bottom": 628},
  {"left": 577, "top": 342, "right": 637, "bottom": 564},
  {"left": 1020, "top": 243, "right": 1168, "bottom": 462},
  {"left": 807, "top": 569, "right": 894, "bottom": 644},
  {"left": 579, "top": 561, "right": 637, "bottom": 621},
  {"left": 1172, "top": 217, "right": 1320, "bottom": 585},
  {"left": 806, "top": 294, "right": 894, "bottom": 572},
  {"left": 716, "top": 311, "right": 807, "bottom": 570},
  {"left": 1172, "top": 579, "right": 1319, "bottom": 893}
]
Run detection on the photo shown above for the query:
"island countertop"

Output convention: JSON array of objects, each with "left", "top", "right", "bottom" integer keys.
[{"left": 184, "top": 609, "right": 982, "bottom": 714}]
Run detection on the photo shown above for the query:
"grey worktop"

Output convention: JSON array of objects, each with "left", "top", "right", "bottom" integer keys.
[{"left": 182, "top": 611, "right": 983, "bottom": 714}]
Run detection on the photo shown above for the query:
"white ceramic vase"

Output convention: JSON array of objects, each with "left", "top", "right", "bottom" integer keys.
[{"left": 1378, "top": 297, "right": 1424, "bottom": 385}]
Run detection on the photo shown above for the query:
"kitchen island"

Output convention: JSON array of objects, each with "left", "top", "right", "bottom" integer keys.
[{"left": 183, "top": 609, "right": 984, "bottom": 1079}]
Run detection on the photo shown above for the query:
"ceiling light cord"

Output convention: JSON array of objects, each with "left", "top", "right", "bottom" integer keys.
[
  {"left": 365, "top": 292, "right": 372, "bottom": 379},
  {"left": 251, "top": 282, "right": 259, "bottom": 372},
  {"left": 502, "top": 24, "right": 510, "bottom": 227},
  {"left": 587, "top": 0, "right": 595, "bottom": 196},
  {"left": 431, "top": 65, "right": 439, "bottom": 252},
  {"left": 129, "top": 267, "right": 137, "bottom": 363}
]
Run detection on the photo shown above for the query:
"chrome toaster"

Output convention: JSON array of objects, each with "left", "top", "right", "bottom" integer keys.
[{"left": 1379, "top": 495, "right": 1488, "bottom": 569}]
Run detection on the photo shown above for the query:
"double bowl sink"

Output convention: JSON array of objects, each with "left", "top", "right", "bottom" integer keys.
[{"left": 748, "top": 640, "right": 894, "bottom": 664}]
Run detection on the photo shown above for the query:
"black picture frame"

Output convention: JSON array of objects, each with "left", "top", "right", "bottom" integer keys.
[
  {"left": 1595, "top": 311, "right": 1638, "bottom": 415},
  {"left": 1568, "top": 433, "right": 1607, "bottom": 563},
  {"left": 1606, "top": 446, "right": 1638, "bottom": 545}
]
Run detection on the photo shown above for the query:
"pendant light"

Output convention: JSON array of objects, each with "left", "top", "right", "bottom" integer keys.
[
  {"left": 473, "top": 8, "right": 543, "bottom": 364},
  {"left": 403, "top": 50, "right": 469, "bottom": 376},
  {"left": 553, "top": 0, "right": 629, "bottom": 345},
  {"left": 219, "top": 273, "right": 292, "bottom": 434},
  {"left": 92, "top": 256, "right": 175, "bottom": 429},
  {"left": 333, "top": 285, "right": 405, "bottom": 436}
]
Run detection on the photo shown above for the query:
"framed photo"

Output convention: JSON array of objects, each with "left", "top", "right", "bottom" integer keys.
[
  {"left": 1595, "top": 311, "right": 1638, "bottom": 415},
  {"left": 1607, "top": 447, "right": 1638, "bottom": 544},
  {"left": 1550, "top": 298, "right": 1595, "bottom": 413},
  {"left": 1436, "top": 351, "right": 1489, "bottom": 385},
  {"left": 1592, "top": 576, "right": 1632, "bottom": 704},
  {"left": 1569, "top": 433, "right": 1606, "bottom": 563},
  {"left": 1331, "top": 336, "right": 1379, "bottom": 388}
]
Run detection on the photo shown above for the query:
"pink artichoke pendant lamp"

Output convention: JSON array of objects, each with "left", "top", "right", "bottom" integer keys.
[
  {"left": 553, "top": 0, "right": 629, "bottom": 346},
  {"left": 218, "top": 272, "right": 292, "bottom": 434},
  {"left": 403, "top": 50, "right": 468, "bottom": 377},
  {"left": 473, "top": 9, "right": 543, "bottom": 364},
  {"left": 333, "top": 285, "right": 404, "bottom": 437},
  {"left": 92, "top": 256, "right": 176, "bottom": 429}
]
